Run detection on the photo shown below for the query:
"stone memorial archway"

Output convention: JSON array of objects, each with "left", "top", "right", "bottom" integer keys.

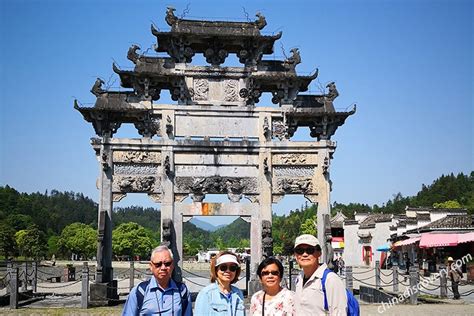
[{"left": 75, "top": 8, "right": 354, "bottom": 304}]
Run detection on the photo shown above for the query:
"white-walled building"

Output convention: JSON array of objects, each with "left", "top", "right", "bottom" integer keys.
[
  {"left": 343, "top": 207, "right": 471, "bottom": 268},
  {"left": 343, "top": 213, "right": 393, "bottom": 267}
]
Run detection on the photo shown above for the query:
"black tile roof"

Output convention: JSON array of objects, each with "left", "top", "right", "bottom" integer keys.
[
  {"left": 359, "top": 213, "right": 393, "bottom": 229},
  {"left": 418, "top": 215, "right": 474, "bottom": 232},
  {"left": 416, "top": 213, "right": 431, "bottom": 221}
]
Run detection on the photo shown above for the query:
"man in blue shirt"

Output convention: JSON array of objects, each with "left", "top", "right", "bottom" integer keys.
[{"left": 122, "top": 245, "right": 192, "bottom": 315}]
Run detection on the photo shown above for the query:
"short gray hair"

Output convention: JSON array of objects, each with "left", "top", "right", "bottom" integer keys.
[{"left": 151, "top": 245, "right": 174, "bottom": 260}]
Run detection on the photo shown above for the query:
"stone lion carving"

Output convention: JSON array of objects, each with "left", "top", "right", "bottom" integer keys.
[
  {"left": 255, "top": 12, "right": 267, "bottom": 30},
  {"left": 262, "top": 220, "right": 273, "bottom": 258},
  {"left": 91, "top": 78, "right": 105, "bottom": 96},
  {"left": 326, "top": 82, "right": 339, "bottom": 102},
  {"left": 165, "top": 7, "right": 178, "bottom": 26},
  {"left": 162, "top": 218, "right": 173, "bottom": 247}
]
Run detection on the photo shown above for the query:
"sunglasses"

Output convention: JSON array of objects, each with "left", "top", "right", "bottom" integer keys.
[
  {"left": 218, "top": 264, "right": 238, "bottom": 272},
  {"left": 261, "top": 270, "right": 280, "bottom": 277},
  {"left": 151, "top": 261, "right": 173, "bottom": 268},
  {"left": 294, "top": 246, "right": 317, "bottom": 255}
]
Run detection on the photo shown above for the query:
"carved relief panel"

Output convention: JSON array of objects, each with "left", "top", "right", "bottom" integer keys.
[
  {"left": 223, "top": 79, "right": 239, "bottom": 102},
  {"left": 112, "top": 175, "right": 161, "bottom": 195},
  {"left": 192, "top": 79, "right": 209, "bottom": 101},
  {"left": 112, "top": 150, "right": 162, "bottom": 194},
  {"left": 190, "top": 77, "right": 243, "bottom": 105},
  {"left": 113, "top": 151, "right": 161, "bottom": 163},
  {"left": 273, "top": 178, "right": 313, "bottom": 194},
  {"left": 272, "top": 153, "right": 317, "bottom": 196},
  {"left": 174, "top": 176, "right": 258, "bottom": 202}
]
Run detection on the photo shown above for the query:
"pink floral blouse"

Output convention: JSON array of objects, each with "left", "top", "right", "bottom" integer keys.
[{"left": 250, "top": 287, "right": 296, "bottom": 316}]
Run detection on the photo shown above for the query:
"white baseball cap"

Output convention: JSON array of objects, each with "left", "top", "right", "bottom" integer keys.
[{"left": 294, "top": 234, "right": 320, "bottom": 248}]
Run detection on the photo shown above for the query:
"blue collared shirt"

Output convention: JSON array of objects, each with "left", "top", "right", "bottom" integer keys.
[
  {"left": 194, "top": 282, "right": 245, "bottom": 316},
  {"left": 122, "top": 277, "right": 192, "bottom": 316}
]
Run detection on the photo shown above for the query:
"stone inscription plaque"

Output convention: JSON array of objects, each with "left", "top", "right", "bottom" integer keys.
[
  {"left": 272, "top": 153, "right": 317, "bottom": 165},
  {"left": 175, "top": 115, "right": 258, "bottom": 138}
]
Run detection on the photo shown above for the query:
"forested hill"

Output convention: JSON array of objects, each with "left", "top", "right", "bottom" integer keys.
[
  {"left": 212, "top": 217, "right": 250, "bottom": 243},
  {"left": 114, "top": 206, "right": 161, "bottom": 232},
  {"left": 2, "top": 172, "right": 471, "bottom": 234},
  {"left": 0, "top": 186, "right": 97, "bottom": 235},
  {"left": 0, "top": 171, "right": 471, "bottom": 257},
  {"left": 332, "top": 171, "right": 474, "bottom": 218}
]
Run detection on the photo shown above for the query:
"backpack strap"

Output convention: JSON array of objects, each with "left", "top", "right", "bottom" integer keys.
[
  {"left": 136, "top": 279, "right": 150, "bottom": 313},
  {"left": 175, "top": 281, "right": 189, "bottom": 315},
  {"left": 321, "top": 268, "right": 331, "bottom": 311}
]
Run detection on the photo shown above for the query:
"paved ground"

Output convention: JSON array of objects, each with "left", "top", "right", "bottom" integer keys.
[{"left": 0, "top": 301, "right": 473, "bottom": 315}]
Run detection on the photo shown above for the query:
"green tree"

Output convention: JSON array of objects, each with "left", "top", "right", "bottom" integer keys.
[
  {"left": 47, "top": 235, "right": 60, "bottom": 257},
  {"left": 6, "top": 214, "right": 33, "bottom": 231},
  {"left": 183, "top": 238, "right": 203, "bottom": 257},
  {"left": 238, "top": 239, "right": 250, "bottom": 249},
  {"left": 433, "top": 200, "right": 462, "bottom": 209},
  {"left": 112, "top": 222, "right": 157, "bottom": 258},
  {"left": 15, "top": 225, "right": 47, "bottom": 259},
  {"left": 58, "top": 222, "right": 97, "bottom": 259},
  {"left": 300, "top": 215, "right": 317, "bottom": 235},
  {"left": 273, "top": 244, "right": 283, "bottom": 255},
  {"left": 214, "top": 236, "right": 226, "bottom": 250},
  {"left": 0, "top": 222, "right": 16, "bottom": 258}
]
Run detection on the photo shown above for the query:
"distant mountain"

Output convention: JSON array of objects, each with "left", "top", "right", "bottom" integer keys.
[
  {"left": 213, "top": 217, "right": 250, "bottom": 240},
  {"left": 189, "top": 217, "right": 221, "bottom": 232}
]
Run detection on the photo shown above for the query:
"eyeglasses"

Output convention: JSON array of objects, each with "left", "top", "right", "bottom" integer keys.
[
  {"left": 294, "top": 246, "right": 317, "bottom": 255},
  {"left": 218, "top": 264, "right": 238, "bottom": 272},
  {"left": 151, "top": 261, "right": 173, "bottom": 268},
  {"left": 261, "top": 270, "right": 280, "bottom": 277}
]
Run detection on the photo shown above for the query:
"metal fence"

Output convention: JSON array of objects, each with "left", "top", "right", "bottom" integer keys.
[{"left": 1, "top": 259, "right": 472, "bottom": 310}]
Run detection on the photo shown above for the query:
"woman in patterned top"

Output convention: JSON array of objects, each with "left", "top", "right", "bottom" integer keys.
[{"left": 250, "top": 257, "right": 296, "bottom": 316}]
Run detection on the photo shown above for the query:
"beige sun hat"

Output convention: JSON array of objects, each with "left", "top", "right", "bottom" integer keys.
[{"left": 294, "top": 234, "right": 320, "bottom": 248}]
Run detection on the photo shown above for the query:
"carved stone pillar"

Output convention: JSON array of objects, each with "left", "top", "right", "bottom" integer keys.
[
  {"left": 161, "top": 147, "right": 180, "bottom": 279},
  {"left": 314, "top": 144, "right": 334, "bottom": 264},
  {"left": 95, "top": 138, "right": 113, "bottom": 284},
  {"left": 90, "top": 136, "right": 118, "bottom": 305},
  {"left": 248, "top": 211, "right": 262, "bottom": 296}
]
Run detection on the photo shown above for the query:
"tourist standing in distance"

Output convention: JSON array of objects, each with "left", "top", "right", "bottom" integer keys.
[
  {"left": 250, "top": 257, "right": 295, "bottom": 315},
  {"left": 122, "top": 245, "right": 192, "bottom": 316},
  {"left": 194, "top": 251, "right": 245, "bottom": 315},
  {"left": 447, "top": 257, "right": 462, "bottom": 299},
  {"left": 293, "top": 234, "right": 347, "bottom": 315}
]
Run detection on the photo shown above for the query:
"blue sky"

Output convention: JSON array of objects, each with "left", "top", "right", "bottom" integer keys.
[{"left": 0, "top": 0, "right": 472, "bottom": 225}]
